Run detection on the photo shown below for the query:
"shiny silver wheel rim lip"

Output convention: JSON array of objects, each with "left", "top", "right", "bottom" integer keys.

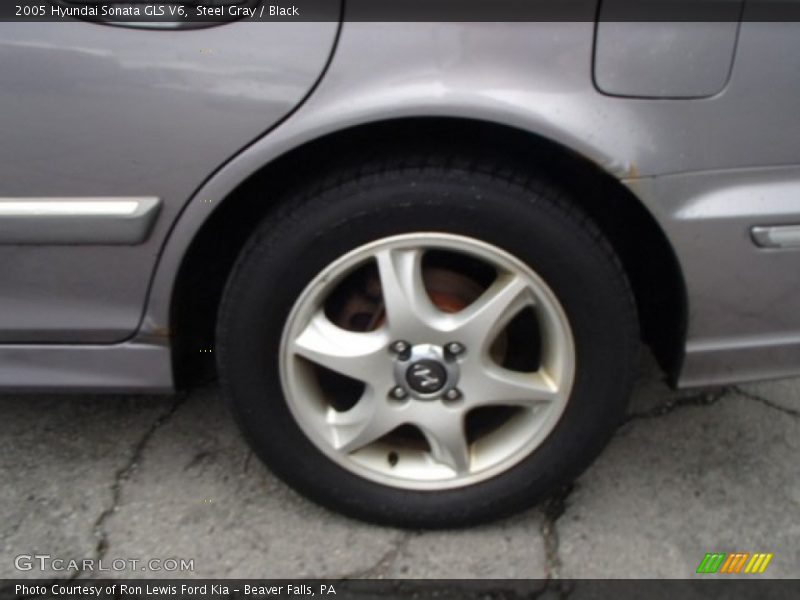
[{"left": 279, "top": 233, "right": 576, "bottom": 491}]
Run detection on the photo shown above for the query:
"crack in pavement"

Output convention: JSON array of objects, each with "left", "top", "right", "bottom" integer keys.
[
  {"left": 538, "top": 484, "right": 574, "bottom": 599},
  {"left": 733, "top": 386, "right": 800, "bottom": 419},
  {"left": 532, "top": 386, "right": 732, "bottom": 595},
  {"left": 76, "top": 393, "right": 188, "bottom": 580},
  {"left": 339, "top": 531, "right": 415, "bottom": 579},
  {"left": 624, "top": 387, "right": 733, "bottom": 422}
]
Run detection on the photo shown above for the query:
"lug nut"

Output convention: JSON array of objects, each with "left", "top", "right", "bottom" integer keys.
[
  {"left": 444, "top": 388, "right": 462, "bottom": 401},
  {"left": 446, "top": 342, "right": 465, "bottom": 356},
  {"left": 390, "top": 386, "right": 408, "bottom": 400},
  {"left": 390, "top": 341, "right": 410, "bottom": 356}
]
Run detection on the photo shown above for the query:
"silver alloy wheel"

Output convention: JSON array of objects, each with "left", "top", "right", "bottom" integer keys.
[{"left": 279, "top": 233, "right": 575, "bottom": 490}]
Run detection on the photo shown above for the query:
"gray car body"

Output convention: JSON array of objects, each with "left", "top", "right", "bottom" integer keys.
[{"left": 0, "top": 12, "right": 799, "bottom": 392}]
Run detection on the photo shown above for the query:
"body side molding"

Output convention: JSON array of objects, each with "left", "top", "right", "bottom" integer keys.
[
  {"left": 752, "top": 224, "right": 800, "bottom": 249},
  {"left": 0, "top": 197, "right": 161, "bottom": 245}
]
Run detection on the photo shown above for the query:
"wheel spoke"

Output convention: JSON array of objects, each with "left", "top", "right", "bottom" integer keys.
[
  {"left": 465, "top": 365, "right": 562, "bottom": 408},
  {"left": 452, "top": 274, "right": 532, "bottom": 351},
  {"left": 293, "top": 310, "right": 389, "bottom": 385},
  {"left": 419, "top": 412, "right": 471, "bottom": 475},
  {"left": 375, "top": 247, "right": 438, "bottom": 338},
  {"left": 329, "top": 392, "right": 400, "bottom": 453}
]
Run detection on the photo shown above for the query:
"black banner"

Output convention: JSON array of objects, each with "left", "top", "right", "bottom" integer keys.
[
  {"left": 3, "top": 0, "right": 800, "bottom": 24},
  {"left": 4, "top": 580, "right": 800, "bottom": 600}
]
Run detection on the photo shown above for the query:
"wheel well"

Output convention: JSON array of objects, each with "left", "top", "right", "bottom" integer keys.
[{"left": 171, "top": 118, "right": 687, "bottom": 388}]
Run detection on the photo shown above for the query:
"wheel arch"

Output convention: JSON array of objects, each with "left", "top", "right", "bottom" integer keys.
[{"left": 160, "top": 117, "right": 687, "bottom": 388}]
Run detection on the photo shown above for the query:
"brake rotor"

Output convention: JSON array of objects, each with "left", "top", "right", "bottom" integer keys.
[{"left": 333, "top": 267, "right": 485, "bottom": 331}]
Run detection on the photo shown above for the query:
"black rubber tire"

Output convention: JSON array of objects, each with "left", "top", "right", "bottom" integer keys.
[{"left": 217, "top": 157, "right": 639, "bottom": 528}]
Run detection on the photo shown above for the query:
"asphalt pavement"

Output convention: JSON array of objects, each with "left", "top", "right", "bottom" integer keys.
[{"left": 1, "top": 354, "right": 798, "bottom": 581}]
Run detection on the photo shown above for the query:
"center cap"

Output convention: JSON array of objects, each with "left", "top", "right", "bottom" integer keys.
[{"left": 406, "top": 360, "right": 448, "bottom": 394}]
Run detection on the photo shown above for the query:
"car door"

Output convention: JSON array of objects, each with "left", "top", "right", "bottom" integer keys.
[{"left": 0, "top": 4, "right": 340, "bottom": 342}]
